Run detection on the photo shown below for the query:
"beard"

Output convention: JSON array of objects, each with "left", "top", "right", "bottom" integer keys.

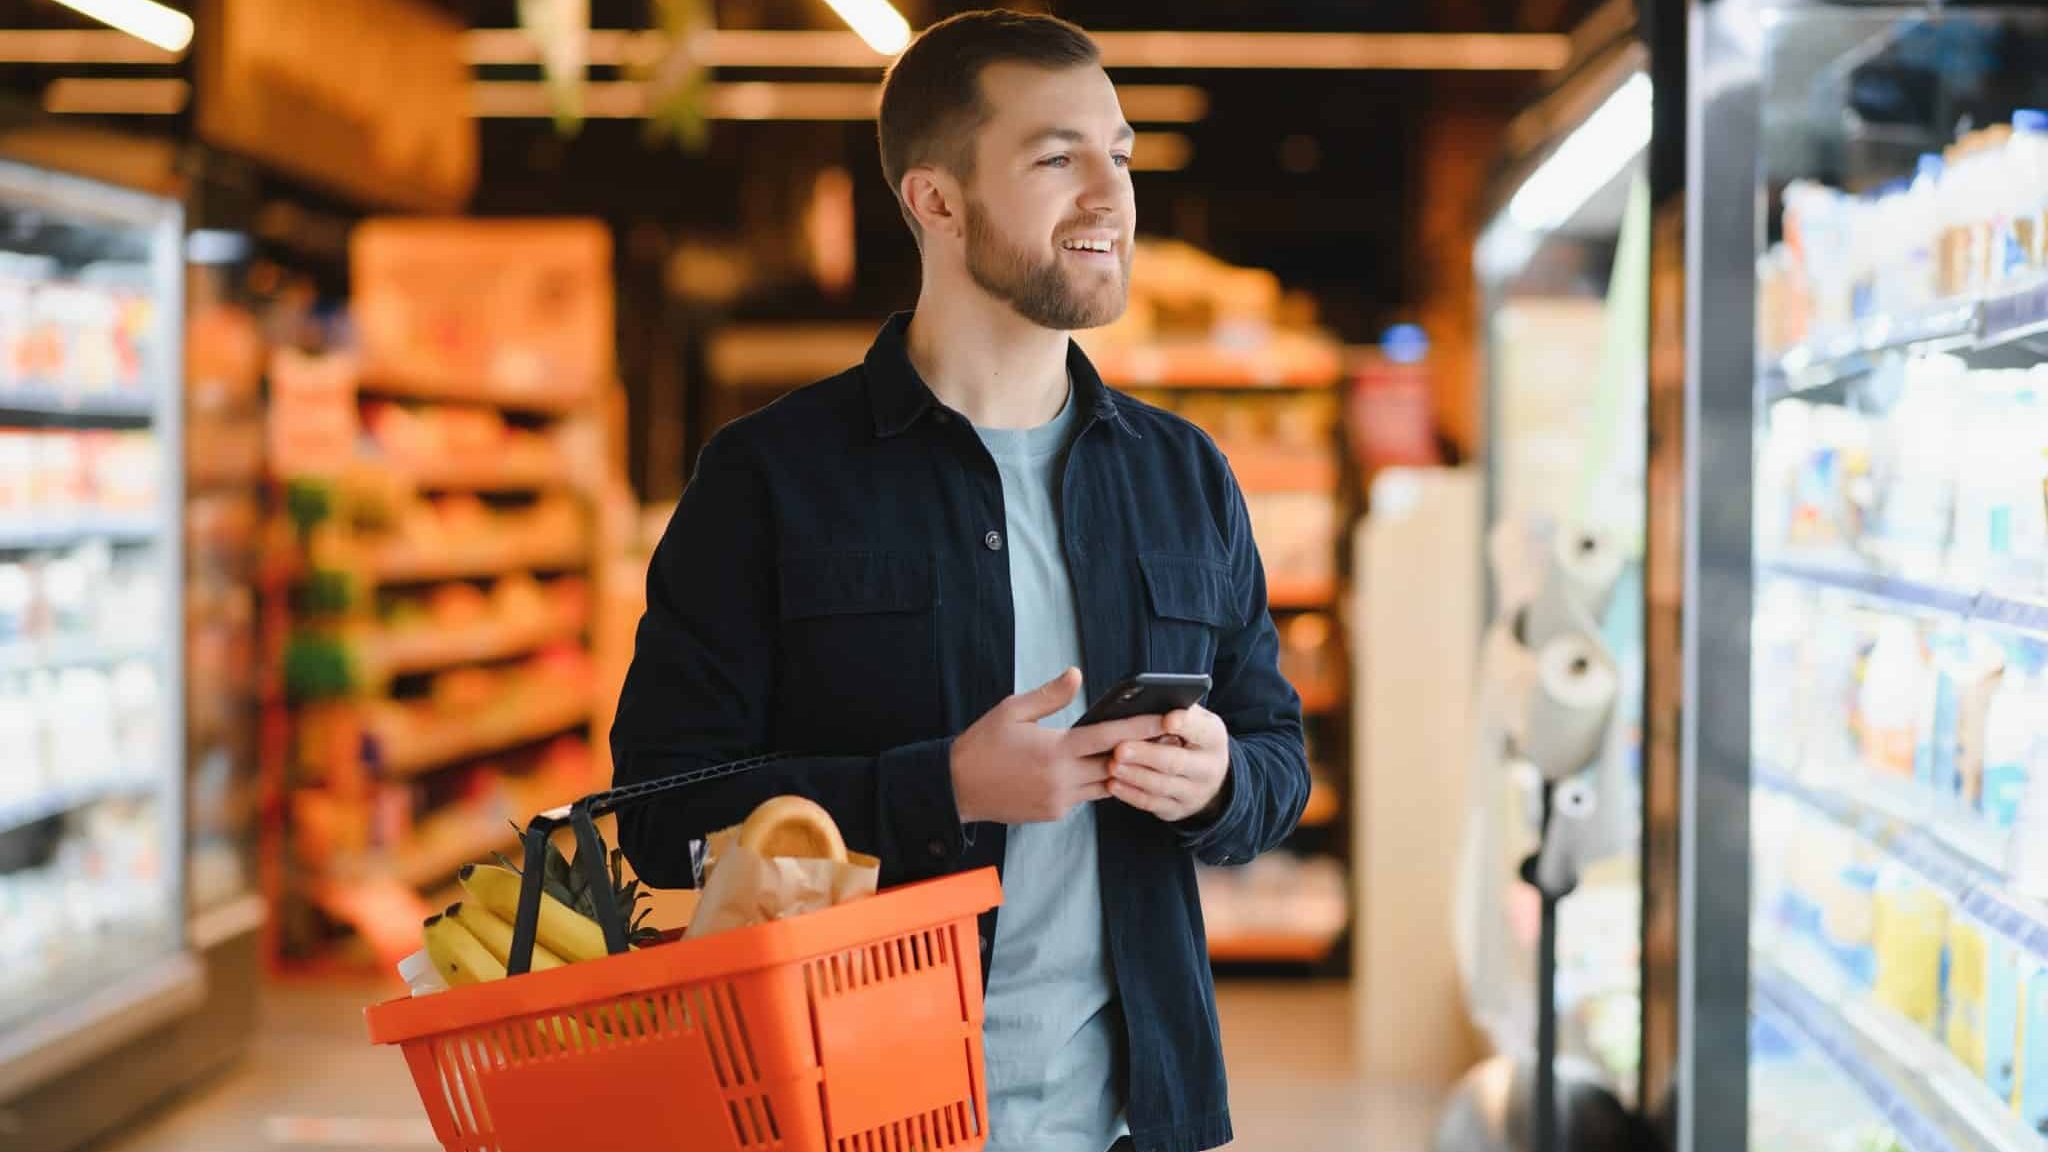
[{"left": 963, "top": 196, "right": 1130, "bottom": 331}]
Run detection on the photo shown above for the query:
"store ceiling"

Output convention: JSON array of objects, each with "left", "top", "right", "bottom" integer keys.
[{"left": 0, "top": 0, "right": 1611, "bottom": 338}]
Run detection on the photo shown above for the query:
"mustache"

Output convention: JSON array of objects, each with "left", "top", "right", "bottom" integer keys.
[{"left": 1056, "top": 213, "right": 1120, "bottom": 236}]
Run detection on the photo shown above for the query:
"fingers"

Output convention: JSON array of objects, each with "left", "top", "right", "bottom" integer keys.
[
  {"left": 1107, "top": 762, "right": 1185, "bottom": 815},
  {"left": 1072, "top": 780, "right": 1113, "bottom": 805},
  {"left": 1111, "top": 738, "right": 1201, "bottom": 778},
  {"left": 1162, "top": 705, "right": 1224, "bottom": 746},
  {"left": 1066, "top": 711, "right": 1168, "bottom": 756},
  {"left": 1009, "top": 667, "right": 1083, "bottom": 722}
]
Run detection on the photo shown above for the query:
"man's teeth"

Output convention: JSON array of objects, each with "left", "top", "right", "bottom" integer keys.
[{"left": 1061, "top": 239, "right": 1113, "bottom": 252}]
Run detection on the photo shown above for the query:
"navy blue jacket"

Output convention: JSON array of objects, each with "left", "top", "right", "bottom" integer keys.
[{"left": 610, "top": 313, "right": 1310, "bottom": 1152}]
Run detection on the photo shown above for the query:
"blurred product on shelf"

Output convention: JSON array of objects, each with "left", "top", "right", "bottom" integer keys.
[
  {"left": 0, "top": 799, "right": 172, "bottom": 1028},
  {"left": 0, "top": 251, "right": 161, "bottom": 403},
  {"left": 1765, "top": 360, "right": 2048, "bottom": 597},
  {"left": 1759, "top": 109, "right": 2048, "bottom": 358}
]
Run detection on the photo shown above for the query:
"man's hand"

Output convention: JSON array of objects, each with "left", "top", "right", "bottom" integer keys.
[
  {"left": 1108, "top": 704, "right": 1231, "bottom": 823},
  {"left": 951, "top": 668, "right": 1169, "bottom": 825}
]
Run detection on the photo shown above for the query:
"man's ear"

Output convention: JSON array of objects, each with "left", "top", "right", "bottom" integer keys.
[{"left": 901, "top": 167, "right": 962, "bottom": 241}]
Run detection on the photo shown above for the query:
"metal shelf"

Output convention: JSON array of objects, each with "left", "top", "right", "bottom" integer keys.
[
  {"left": 0, "top": 635, "right": 156, "bottom": 675},
  {"left": 0, "top": 387, "right": 155, "bottom": 426},
  {"left": 1755, "top": 764, "right": 2048, "bottom": 963},
  {"left": 1763, "top": 277, "right": 2048, "bottom": 402},
  {"left": 0, "top": 514, "right": 158, "bottom": 552},
  {"left": 1754, "top": 952, "right": 2027, "bottom": 1152},
  {"left": 0, "top": 776, "right": 156, "bottom": 839},
  {"left": 1760, "top": 559, "right": 2048, "bottom": 639}
]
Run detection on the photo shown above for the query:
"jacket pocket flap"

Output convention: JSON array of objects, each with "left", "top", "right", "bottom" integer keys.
[
  {"left": 1138, "top": 553, "right": 1239, "bottom": 628},
  {"left": 780, "top": 551, "right": 937, "bottom": 619}
]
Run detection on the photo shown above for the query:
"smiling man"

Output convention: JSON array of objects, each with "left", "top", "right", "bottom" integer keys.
[{"left": 610, "top": 10, "right": 1309, "bottom": 1152}]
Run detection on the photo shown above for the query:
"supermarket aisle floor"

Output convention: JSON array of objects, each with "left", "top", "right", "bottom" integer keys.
[{"left": 98, "top": 979, "right": 1442, "bottom": 1152}]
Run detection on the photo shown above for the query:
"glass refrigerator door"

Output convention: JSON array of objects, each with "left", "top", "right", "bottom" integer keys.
[
  {"left": 0, "top": 158, "right": 193, "bottom": 1094},
  {"left": 1687, "top": 4, "right": 2048, "bottom": 1150}
]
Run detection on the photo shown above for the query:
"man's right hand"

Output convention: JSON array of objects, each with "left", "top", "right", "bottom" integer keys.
[{"left": 950, "top": 667, "right": 1169, "bottom": 825}]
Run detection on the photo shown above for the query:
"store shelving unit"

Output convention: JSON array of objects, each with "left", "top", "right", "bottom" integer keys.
[{"left": 262, "top": 221, "right": 615, "bottom": 967}]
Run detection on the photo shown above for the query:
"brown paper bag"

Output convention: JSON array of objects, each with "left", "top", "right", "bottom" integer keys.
[{"left": 683, "top": 825, "right": 880, "bottom": 940}]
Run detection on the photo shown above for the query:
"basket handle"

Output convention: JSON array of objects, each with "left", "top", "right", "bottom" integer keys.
[{"left": 504, "top": 752, "right": 798, "bottom": 975}]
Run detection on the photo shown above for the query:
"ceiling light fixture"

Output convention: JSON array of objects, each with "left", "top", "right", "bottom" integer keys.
[
  {"left": 818, "top": 0, "right": 911, "bottom": 56},
  {"left": 46, "top": 0, "right": 193, "bottom": 54},
  {"left": 471, "top": 80, "right": 1207, "bottom": 124},
  {"left": 465, "top": 28, "right": 1568, "bottom": 72},
  {"left": 1505, "top": 71, "right": 1651, "bottom": 233}
]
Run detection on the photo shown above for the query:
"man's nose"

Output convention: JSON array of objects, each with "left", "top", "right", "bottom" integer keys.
[{"left": 1078, "top": 155, "right": 1126, "bottom": 213}]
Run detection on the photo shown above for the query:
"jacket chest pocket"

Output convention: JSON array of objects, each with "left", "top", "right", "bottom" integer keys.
[
  {"left": 778, "top": 551, "right": 942, "bottom": 737},
  {"left": 1138, "top": 552, "right": 1239, "bottom": 676}
]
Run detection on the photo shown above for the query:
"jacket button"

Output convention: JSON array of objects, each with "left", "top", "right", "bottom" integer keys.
[
  {"left": 933, "top": 409, "right": 951, "bottom": 424},
  {"left": 979, "top": 934, "right": 990, "bottom": 952},
  {"left": 984, "top": 530, "right": 1004, "bottom": 552},
  {"left": 928, "top": 837, "right": 948, "bottom": 858}
]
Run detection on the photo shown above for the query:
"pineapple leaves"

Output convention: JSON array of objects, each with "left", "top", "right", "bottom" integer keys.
[{"left": 496, "top": 822, "right": 664, "bottom": 947}]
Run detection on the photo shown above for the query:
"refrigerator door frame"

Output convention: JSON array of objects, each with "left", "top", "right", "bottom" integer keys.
[{"left": 0, "top": 156, "right": 193, "bottom": 1099}]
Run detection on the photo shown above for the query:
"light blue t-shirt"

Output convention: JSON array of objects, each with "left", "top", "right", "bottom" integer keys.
[{"left": 972, "top": 390, "right": 1127, "bottom": 1152}]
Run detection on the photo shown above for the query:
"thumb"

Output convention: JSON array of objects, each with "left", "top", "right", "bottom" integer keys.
[{"left": 1011, "top": 667, "right": 1082, "bottom": 721}]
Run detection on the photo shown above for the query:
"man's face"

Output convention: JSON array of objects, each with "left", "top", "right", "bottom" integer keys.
[{"left": 957, "top": 61, "right": 1136, "bottom": 331}]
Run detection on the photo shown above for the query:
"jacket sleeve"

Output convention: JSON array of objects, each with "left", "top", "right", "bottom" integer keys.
[
  {"left": 608, "top": 428, "right": 966, "bottom": 890},
  {"left": 1174, "top": 467, "right": 1312, "bottom": 866}
]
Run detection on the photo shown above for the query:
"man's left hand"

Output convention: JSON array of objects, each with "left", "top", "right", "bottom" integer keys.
[{"left": 1107, "top": 704, "right": 1230, "bottom": 823}]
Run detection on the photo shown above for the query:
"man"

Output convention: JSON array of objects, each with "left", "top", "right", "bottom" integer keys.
[{"left": 611, "top": 10, "right": 1309, "bottom": 1152}]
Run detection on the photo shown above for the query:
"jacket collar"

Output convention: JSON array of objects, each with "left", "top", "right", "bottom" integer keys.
[{"left": 863, "top": 311, "right": 1138, "bottom": 440}]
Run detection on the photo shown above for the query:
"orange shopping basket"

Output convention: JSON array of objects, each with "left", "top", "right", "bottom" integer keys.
[{"left": 365, "top": 756, "right": 1003, "bottom": 1152}]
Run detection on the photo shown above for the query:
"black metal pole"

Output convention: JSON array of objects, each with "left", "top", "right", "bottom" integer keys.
[{"left": 1536, "top": 781, "right": 1560, "bottom": 1152}]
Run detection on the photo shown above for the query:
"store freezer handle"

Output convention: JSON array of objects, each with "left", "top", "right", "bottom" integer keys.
[{"left": 365, "top": 755, "right": 1004, "bottom": 1152}]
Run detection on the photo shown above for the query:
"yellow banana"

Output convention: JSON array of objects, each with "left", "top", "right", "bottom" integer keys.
[
  {"left": 421, "top": 912, "right": 507, "bottom": 986},
  {"left": 448, "top": 901, "right": 566, "bottom": 971},
  {"left": 458, "top": 863, "right": 609, "bottom": 964}
]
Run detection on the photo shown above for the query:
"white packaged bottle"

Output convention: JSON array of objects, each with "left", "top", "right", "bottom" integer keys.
[
  {"left": 1980, "top": 643, "right": 2037, "bottom": 829},
  {"left": 1860, "top": 617, "right": 1929, "bottom": 779},
  {"left": 2010, "top": 693, "right": 2048, "bottom": 901},
  {"left": 1902, "top": 153, "right": 1945, "bottom": 309},
  {"left": 2003, "top": 110, "right": 2048, "bottom": 278}
]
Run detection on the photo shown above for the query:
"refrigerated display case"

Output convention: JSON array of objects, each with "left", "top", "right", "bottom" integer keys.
[
  {"left": 1463, "top": 24, "right": 1651, "bottom": 1101},
  {"left": 0, "top": 159, "right": 197, "bottom": 1118},
  {"left": 1680, "top": 4, "right": 2048, "bottom": 1150}
]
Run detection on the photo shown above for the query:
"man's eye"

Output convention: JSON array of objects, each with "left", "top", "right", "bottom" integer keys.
[
  {"left": 1112, "top": 153, "right": 1131, "bottom": 168},
  {"left": 1040, "top": 155, "right": 1071, "bottom": 168}
]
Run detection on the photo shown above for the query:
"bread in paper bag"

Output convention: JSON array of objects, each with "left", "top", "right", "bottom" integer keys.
[{"left": 685, "top": 796, "right": 879, "bottom": 939}]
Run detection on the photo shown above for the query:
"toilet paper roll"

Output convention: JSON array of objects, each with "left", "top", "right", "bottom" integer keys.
[
  {"left": 1534, "top": 778, "right": 1602, "bottom": 896},
  {"left": 1522, "top": 525, "right": 1626, "bottom": 650},
  {"left": 1522, "top": 633, "right": 1618, "bottom": 782}
]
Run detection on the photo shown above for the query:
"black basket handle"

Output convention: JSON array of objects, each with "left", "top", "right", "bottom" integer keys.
[{"left": 504, "top": 752, "right": 797, "bottom": 976}]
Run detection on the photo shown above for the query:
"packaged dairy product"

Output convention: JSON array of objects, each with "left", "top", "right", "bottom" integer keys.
[
  {"left": 1859, "top": 618, "right": 1928, "bottom": 778},
  {"left": 1980, "top": 642, "right": 2038, "bottom": 827},
  {"left": 1986, "top": 938, "right": 2026, "bottom": 1109},
  {"left": 1873, "top": 866, "right": 1949, "bottom": 1030},
  {"left": 1945, "top": 913, "right": 1989, "bottom": 1074},
  {"left": 2024, "top": 957, "right": 2048, "bottom": 1132},
  {"left": 2002, "top": 110, "right": 2048, "bottom": 281}
]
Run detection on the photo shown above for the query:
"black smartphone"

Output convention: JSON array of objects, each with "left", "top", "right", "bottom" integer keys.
[{"left": 1073, "top": 673, "right": 1212, "bottom": 727}]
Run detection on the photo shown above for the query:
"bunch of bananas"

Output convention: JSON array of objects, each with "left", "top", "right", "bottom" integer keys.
[
  {"left": 421, "top": 830, "right": 661, "bottom": 987},
  {"left": 420, "top": 863, "right": 615, "bottom": 985}
]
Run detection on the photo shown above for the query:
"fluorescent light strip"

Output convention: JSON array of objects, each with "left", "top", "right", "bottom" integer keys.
[
  {"left": 472, "top": 80, "right": 1206, "bottom": 123},
  {"left": 465, "top": 28, "right": 1567, "bottom": 72},
  {"left": 1505, "top": 71, "right": 1650, "bottom": 233},
  {"left": 820, "top": 0, "right": 910, "bottom": 56},
  {"left": 47, "top": 0, "right": 193, "bottom": 54},
  {"left": 0, "top": 29, "right": 179, "bottom": 63},
  {"left": 43, "top": 77, "right": 188, "bottom": 115}
]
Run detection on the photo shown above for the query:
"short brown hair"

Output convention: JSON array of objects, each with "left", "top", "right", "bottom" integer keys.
[{"left": 877, "top": 9, "right": 1100, "bottom": 234}]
